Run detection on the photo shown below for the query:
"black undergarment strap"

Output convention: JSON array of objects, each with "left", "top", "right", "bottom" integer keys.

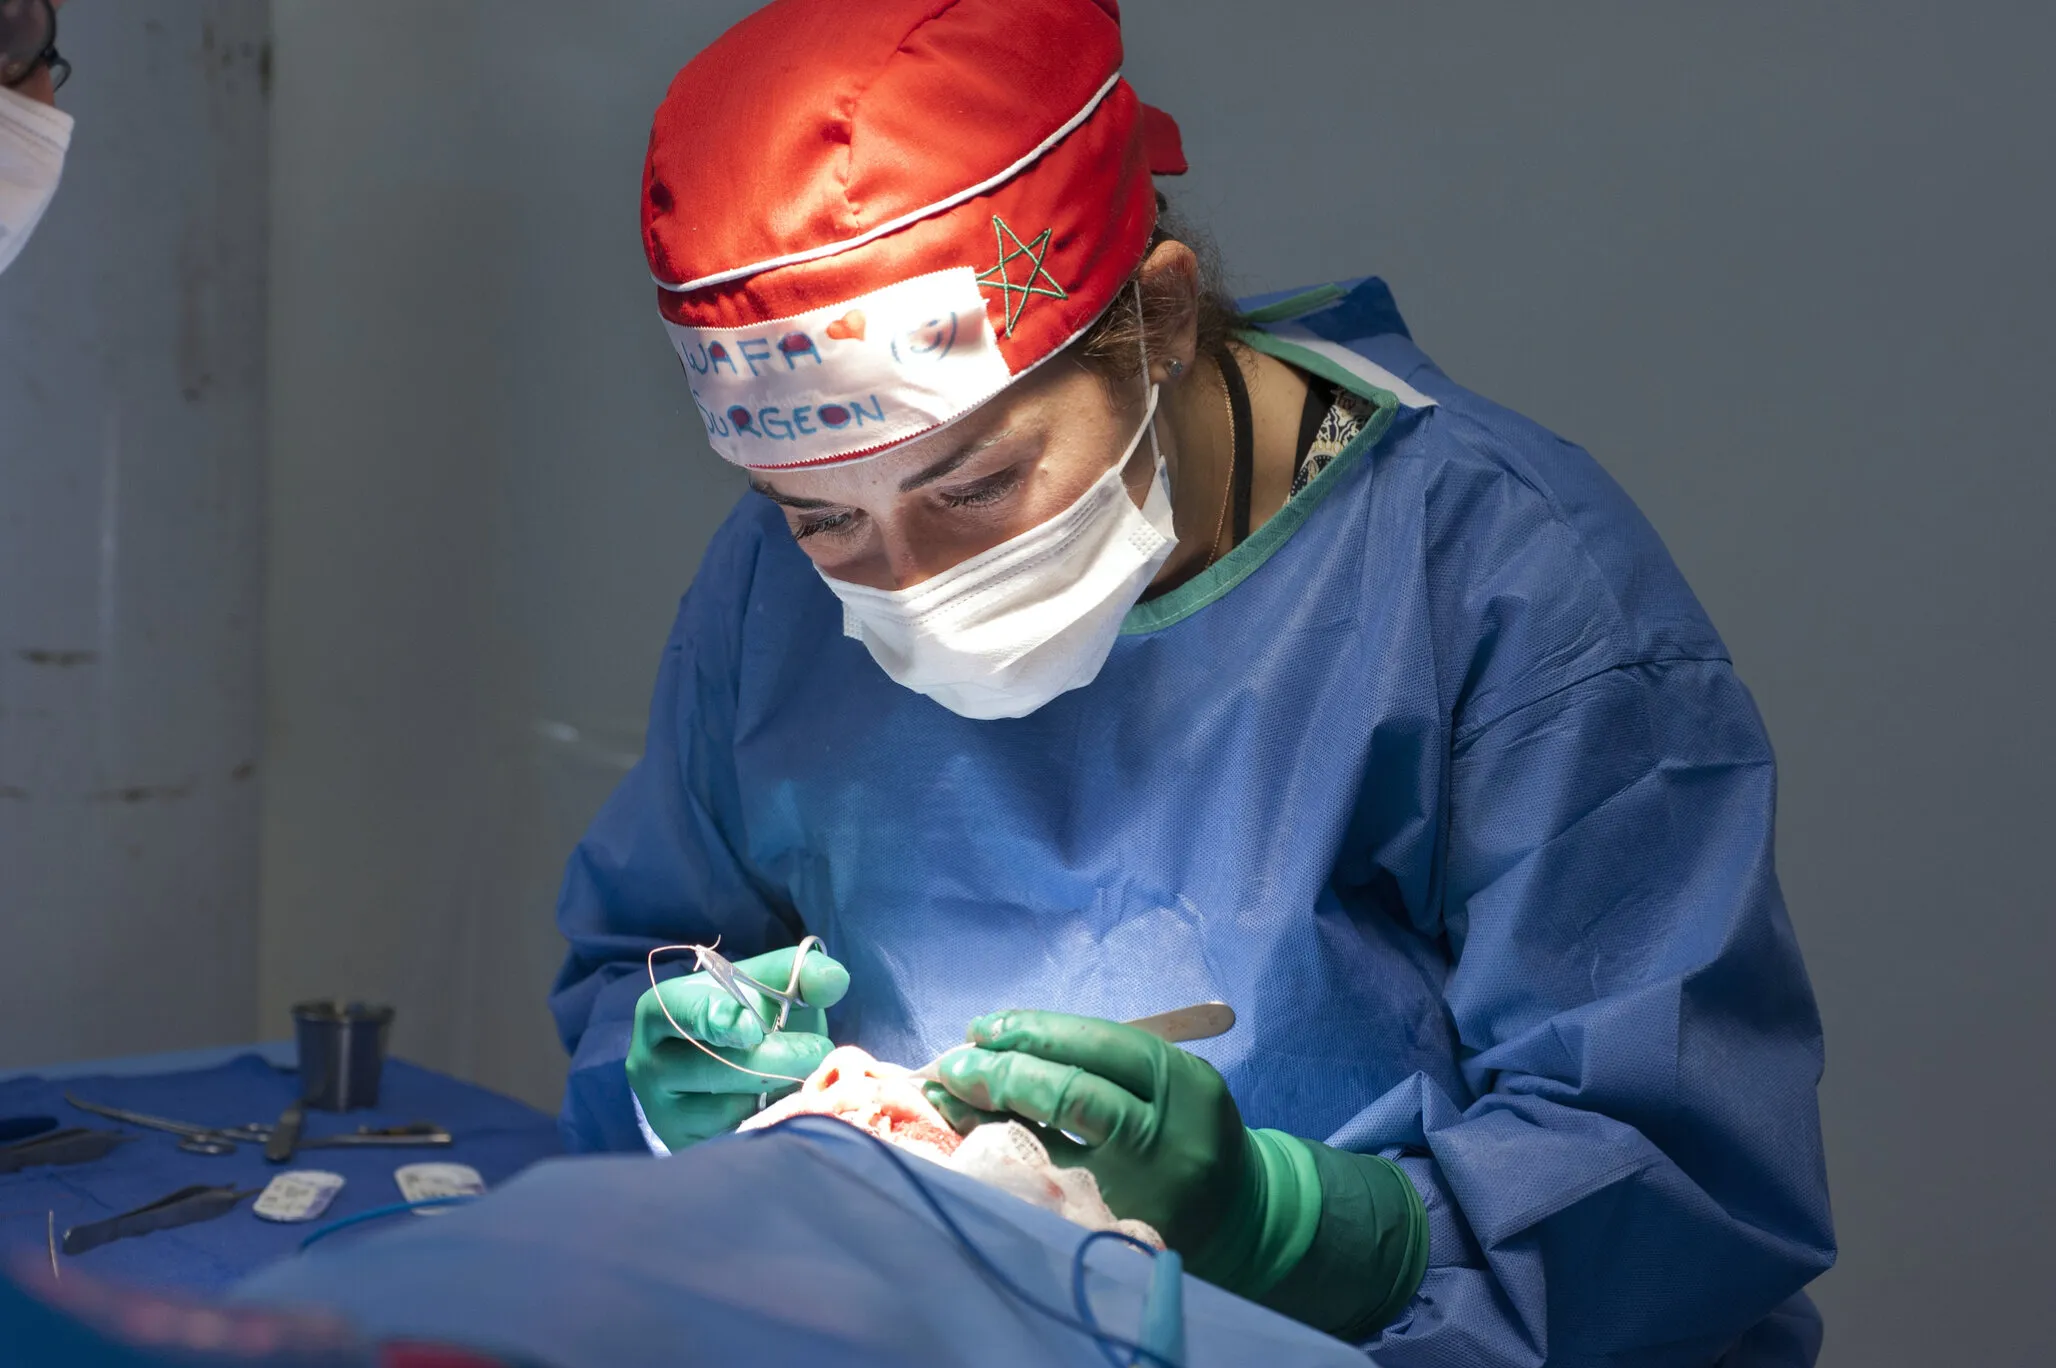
[
  {"left": 1219, "top": 352, "right": 1255, "bottom": 545},
  {"left": 1297, "top": 378, "right": 1333, "bottom": 467}
]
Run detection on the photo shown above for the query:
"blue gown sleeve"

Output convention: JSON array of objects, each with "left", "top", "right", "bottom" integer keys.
[
  {"left": 1365, "top": 652, "right": 1836, "bottom": 1366},
  {"left": 549, "top": 516, "right": 802, "bottom": 1153}
]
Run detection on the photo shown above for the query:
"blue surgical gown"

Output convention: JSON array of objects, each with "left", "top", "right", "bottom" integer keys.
[{"left": 552, "top": 278, "right": 1835, "bottom": 1365}]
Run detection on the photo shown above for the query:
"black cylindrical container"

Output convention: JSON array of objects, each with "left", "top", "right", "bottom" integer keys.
[{"left": 292, "top": 1000, "right": 394, "bottom": 1111}]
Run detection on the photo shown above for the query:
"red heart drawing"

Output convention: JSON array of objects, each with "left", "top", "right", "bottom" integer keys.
[{"left": 824, "top": 310, "right": 866, "bottom": 342}]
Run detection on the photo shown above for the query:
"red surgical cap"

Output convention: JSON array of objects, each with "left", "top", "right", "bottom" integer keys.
[{"left": 641, "top": 0, "right": 1187, "bottom": 469}]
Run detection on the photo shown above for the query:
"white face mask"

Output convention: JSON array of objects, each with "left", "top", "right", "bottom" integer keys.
[
  {"left": 822, "top": 379, "right": 1178, "bottom": 720},
  {"left": 0, "top": 83, "right": 72, "bottom": 276}
]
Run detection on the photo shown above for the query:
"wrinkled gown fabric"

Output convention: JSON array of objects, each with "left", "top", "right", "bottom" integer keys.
[{"left": 552, "top": 277, "right": 1835, "bottom": 1366}]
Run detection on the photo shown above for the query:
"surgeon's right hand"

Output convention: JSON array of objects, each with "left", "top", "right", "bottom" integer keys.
[{"left": 626, "top": 944, "right": 850, "bottom": 1151}]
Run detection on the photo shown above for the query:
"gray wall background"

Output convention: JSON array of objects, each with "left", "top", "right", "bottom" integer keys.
[
  {"left": 1, "top": 5, "right": 268, "bottom": 1068},
  {"left": 0, "top": 1, "right": 2029, "bottom": 1364}
]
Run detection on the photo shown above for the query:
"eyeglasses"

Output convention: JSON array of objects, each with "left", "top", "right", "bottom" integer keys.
[{"left": 0, "top": 0, "right": 69, "bottom": 93}]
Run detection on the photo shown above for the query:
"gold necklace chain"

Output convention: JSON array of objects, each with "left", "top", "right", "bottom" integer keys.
[{"left": 1206, "top": 355, "right": 1238, "bottom": 566}]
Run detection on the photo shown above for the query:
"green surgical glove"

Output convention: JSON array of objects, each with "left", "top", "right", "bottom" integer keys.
[
  {"left": 626, "top": 944, "right": 850, "bottom": 1152},
  {"left": 923, "top": 1010, "right": 1427, "bottom": 1339}
]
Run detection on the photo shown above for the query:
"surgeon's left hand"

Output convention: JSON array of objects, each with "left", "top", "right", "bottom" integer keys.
[
  {"left": 923, "top": 1011, "right": 1288, "bottom": 1292},
  {"left": 924, "top": 1010, "right": 1429, "bottom": 1336}
]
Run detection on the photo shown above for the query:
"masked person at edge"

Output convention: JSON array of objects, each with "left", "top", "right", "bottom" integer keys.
[
  {"left": 552, "top": 1, "right": 1834, "bottom": 1360},
  {"left": 0, "top": 0, "right": 71, "bottom": 275}
]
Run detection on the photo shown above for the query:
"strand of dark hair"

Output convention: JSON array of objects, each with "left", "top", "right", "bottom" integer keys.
[{"left": 1071, "top": 193, "right": 1249, "bottom": 384}]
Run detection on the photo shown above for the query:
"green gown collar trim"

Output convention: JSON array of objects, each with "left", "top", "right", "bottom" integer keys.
[
  {"left": 1240, "top": 283, "right": 1352, "bottom": 325},
  {"left": 1119, "top": 327, "right": 1415, "bottom": 636}
]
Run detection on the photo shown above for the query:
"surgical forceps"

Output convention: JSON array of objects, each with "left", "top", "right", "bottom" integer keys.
[{"left": 63, "top": 1094, "right": 451, "bottom": 1155}]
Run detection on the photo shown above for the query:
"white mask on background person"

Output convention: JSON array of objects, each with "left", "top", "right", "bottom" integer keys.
[
  {"left": 0, "top": 82, "right": 72, "bottom": 276},
  {"left": 823, "top": 368, "right": 1178, "bottom": 721}
]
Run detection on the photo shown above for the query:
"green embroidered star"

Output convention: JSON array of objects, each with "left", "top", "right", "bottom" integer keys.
[{"left": 975, "top": 214, "right": 1068, "bottom": 335}]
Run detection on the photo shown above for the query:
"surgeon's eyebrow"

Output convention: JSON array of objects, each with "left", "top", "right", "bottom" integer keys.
[
  {"left": 748, "top": 426, "right": 1019, "bottom": 508},
  {"left": 897, "top": 427, "right": 1017, "bottom": 493},
  {"left": 748, "top": 480, "right": 838, "bottom": 510}
]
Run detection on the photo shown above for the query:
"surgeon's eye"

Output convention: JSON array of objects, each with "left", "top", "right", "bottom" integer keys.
[
  {"left": 938, "top": 468, "right": 1021, "bottom": 510},
  {"left": 794, "top": 510, "right": 860, "bottom": 541}
]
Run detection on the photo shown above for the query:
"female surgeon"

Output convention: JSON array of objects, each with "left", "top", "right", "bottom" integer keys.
[{"left": 552, "top": 0, "right": 1835, "bottom": 1361}]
